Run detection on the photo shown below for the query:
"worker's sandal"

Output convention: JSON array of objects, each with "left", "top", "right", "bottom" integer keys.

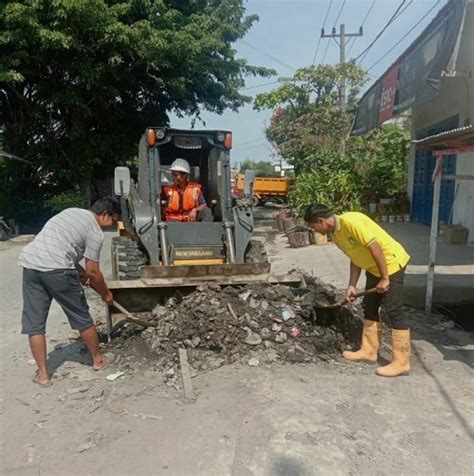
[
  {"left": 342, "top": 319, "right": 383, "bottom": 363},
  {"left": 376, "top": 329, "right": 411, "bottom": 377}
]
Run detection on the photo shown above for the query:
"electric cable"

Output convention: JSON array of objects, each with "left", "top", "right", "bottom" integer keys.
[
  {"left": 241, "top": 81, "right": 281, "bottom": 91},
  {"left": 367, "top": 0, "right": 442, "bottom": 73},
  {"left": 354, "top": 0, "right": 408, "bottom": 64},
  {"left": 347, "top": 0, "right": 377, "bottom": 56},
  {"left": 321, "top": 0, "right": 347, "bottom": 63},
  {"left": 241, "top": 39, "right": 295, "bottom": 71},
  {"left": 312, "top": 0, "right": 334, "bottom": 65}
]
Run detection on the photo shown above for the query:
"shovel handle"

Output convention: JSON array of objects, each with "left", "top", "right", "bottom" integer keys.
[
  {"left": 85, "top": 278, "right": 150, "bottom": 329},
  {"left": 111, "top": 300, "right": 149, "bottom": 328},
  {"left": 340, "top": 287, "right": 378, "bottom": 306},
  {"left": 352, "top": 287, "right": 377, "bottom": 300}
]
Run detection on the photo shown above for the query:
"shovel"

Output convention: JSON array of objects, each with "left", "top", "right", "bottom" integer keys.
[
  {"left": 110, "top": 299, "right": 150, "bottom": 328},
  {"left": 87, "top": 280, "right": 150, "bottom": 328},
  {"left": 315, "top": 288, "right": 377, "bottom": 310}
]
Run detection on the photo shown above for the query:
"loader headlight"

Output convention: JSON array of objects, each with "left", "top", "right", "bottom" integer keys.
[
  {"left": 155, "top": 128, "right": 166, "bottom": 140},
  {"left": 216, "top": 132, "right": 226, "bottom": 142}
]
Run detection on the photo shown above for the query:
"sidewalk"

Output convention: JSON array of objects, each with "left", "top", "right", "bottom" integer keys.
[{"left": 267, "top": 222, "right": 474, "bottom": 307}]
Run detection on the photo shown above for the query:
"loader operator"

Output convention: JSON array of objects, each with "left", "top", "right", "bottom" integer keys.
[
  {"left": 305, "top": 204, "right": 411, "bottom": 378},
  {"left": 161, "top": 158, "right": 213, "bottom": 222},
  {"left": 18, "top": 197, "right": 121, "bottom": 386}
]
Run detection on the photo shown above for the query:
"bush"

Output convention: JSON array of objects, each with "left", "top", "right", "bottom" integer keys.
[
  {"left": 289, "top": 168, "right": 361, "bottom": 214},
  {"left": 46, "top": 191, "right": 86, "bottom": 213}
]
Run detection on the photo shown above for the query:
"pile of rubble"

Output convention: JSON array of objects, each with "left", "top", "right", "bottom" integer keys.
[{"left": 137, "top": 277, "right": 362, "bottom": 371}]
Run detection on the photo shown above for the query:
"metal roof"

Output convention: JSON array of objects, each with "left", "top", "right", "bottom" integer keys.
[{"left": 412, "top": 125, "right": 474, "bottom": 149}]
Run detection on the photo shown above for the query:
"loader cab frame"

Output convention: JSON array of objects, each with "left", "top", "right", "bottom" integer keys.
[
  {"left": 115, "top": 127, "right": 256, "bottom": 271},
  {"left": 147, "top": 128, "right": 233, "bottom": 223}
]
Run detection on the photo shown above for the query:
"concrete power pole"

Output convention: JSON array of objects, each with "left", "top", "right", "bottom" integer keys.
[{"left": 321, "top": 24, "right": 363, "bottom": 152}]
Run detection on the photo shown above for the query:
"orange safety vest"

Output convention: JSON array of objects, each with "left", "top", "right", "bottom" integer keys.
[{"left": 162, "top": 182, "right": 201, "bottom": 222}]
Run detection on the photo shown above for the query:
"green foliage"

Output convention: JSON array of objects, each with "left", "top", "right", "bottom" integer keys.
[
  {"left": 287, "top": 149, "right": 361, "bottom": 214},
  {"left": 0, "top": 0, "right": 273, "bottom": 224},
  {"left": 254, "top": 63, "right": 409, "bottom": 214},
  {"left": 240, "top": 159, "right": 277, "bottom": 177},
  {"left": 46, "top": 190, "right": 85, "bottom": 213},
  {"left": 352, "top": 123, "right": 410, "bottom": 203}
]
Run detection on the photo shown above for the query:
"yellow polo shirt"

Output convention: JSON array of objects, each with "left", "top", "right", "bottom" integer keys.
[{"left": 331, "top": 212, "right": 410, "bottom": 277}]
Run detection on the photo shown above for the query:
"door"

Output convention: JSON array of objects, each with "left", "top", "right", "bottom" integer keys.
[{"left": 412, "top": 117, "right": 457, "bottom": 226}]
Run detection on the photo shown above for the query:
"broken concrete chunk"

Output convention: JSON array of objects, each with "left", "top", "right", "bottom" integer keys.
[
  {"left": 152, "top": 305, "right": 168, "bottom": 319},
  {"left": 260, "top": 328, "right": 272, "bottom": 340},
  {"left": 275, "top": 332, "right": 287, "bottom": 343},
  {"left": 286, "top": 347, "right": 305, "bottom": 363},
  {"left": 246, "top": 314, "right": 259, "bottom": 330},
  {"left": 239, "top": 291, "right": 251, "bottom": 301},
  {"left": 245, "top": 331, "right": 262, "bottom": 346},
  {"left": 249, "top": 297, "right": 259, "bottom": 309},
  {"left": 272, "top": 322, "right": 283, "bottom": 333},
  {"left": 164, "top": 368, "right": 175, "bottom": 379}
]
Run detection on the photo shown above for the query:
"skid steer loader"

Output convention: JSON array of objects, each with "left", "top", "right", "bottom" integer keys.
[{"left": 107, "top": 127, "right": 303, "bottom": 335}]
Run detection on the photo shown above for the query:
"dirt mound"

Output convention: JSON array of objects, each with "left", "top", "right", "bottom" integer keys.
[{"left": 130, "top": 276, "right": 362, "bottom": 371}]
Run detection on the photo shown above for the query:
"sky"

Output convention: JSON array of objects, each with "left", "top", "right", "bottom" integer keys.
[{"left": 171, "top": 0, "right": 447, "bottom": 167}]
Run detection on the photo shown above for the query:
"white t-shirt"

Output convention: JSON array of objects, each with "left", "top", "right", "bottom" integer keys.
[{"left": 18, "top": 208, "right": 104, "bottom": 271}]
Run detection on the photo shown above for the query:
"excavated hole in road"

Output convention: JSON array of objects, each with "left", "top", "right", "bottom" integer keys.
[
  {"left": 108, "top": 276, "right": 363, "bottom": 372},
  {"left": 439, "top": 302, "right": 474, "bottom": 331}
]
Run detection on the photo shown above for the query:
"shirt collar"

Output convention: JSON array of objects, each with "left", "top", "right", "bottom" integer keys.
[{"left": 333, "top": 215, "right": 340, "bottom": 232}]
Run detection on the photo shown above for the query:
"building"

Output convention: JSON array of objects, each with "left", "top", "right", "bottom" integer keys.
[{"left": 352, "top": 0, "right": 474, "bottom": 241}]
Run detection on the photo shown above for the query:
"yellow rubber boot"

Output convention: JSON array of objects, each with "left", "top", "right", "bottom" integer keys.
[
  {"left": 342, "top": 319, "right": 383, "bottom": 363},
  {"left": 376, "top": 329, "right": 411, "bottom": 377}
]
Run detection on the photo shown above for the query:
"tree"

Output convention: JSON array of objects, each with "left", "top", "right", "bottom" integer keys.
[
  {"left": 254, "top": 63, "right": 366, "bottom": 172},
  {"left": 254, "top": 63, "right": 409, "bottom": 213},
  {"left": 240, "top": 159, "right": 277, "bottom": 177},
  {"left": 254, "top": 63, "right": 367, "bottom": 212},
  {"left": 0, "top": 0, "right": 273, "bottom": 220}
]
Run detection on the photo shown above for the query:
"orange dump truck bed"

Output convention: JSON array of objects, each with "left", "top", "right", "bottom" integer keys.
[{"left": 236, "top": 173, "right": 290, "bottom": 196}]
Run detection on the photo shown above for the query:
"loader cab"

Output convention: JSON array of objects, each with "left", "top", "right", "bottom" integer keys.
[
  {"left": 114, "top": 127, "right": 257, "bottom": 271},
  {"left": 147, "top": 128, "right": 233, "bottom": 223}
]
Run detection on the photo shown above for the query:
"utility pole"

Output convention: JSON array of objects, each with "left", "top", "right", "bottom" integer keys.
[{"left": 321, "top": 24, "right": 363, "bottom": 152}]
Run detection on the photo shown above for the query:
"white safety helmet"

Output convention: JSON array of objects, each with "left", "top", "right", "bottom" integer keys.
[{"left": 170, "top": 158, "right": 191, "bottom": 175}]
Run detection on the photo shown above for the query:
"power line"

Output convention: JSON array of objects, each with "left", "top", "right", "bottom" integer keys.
[
  {"left": 347, "top": 0, "right": 377, "bottom": 56},
  {"left": 367, "top": 0, "right": 442, "bottom": 73},
  {"left": 332, "top": 0, "right": 346, "bottom": 29},
  {"left": 234, "top": 142, "right": 268, "bottom": 150},
  {"left": 240, "top": 40, "right": 295, "bottom": 71},
  {"left": 233, "top": 137, "right": 267, "bottom": 147},
  {"left": 241, "top": 81, "right": 280, "bottom": 91},
  {"left": 312, "top": 0, "right": 334, "bottom": 65},
  {"left": 354, "top": 0, "right": 409, "bottom": 64},
  {"left": 321, "top": 0, "right": 346, "bottom": 64}
]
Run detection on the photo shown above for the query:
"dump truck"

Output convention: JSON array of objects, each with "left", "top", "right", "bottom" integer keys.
[
  {"left": 236, "top": 173, "right": 291, "bottom": 206},
  {"left": 107, "top": 127, "right": 302, "bottom": 335}
]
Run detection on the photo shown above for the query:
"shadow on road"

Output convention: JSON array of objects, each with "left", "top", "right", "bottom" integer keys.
[{"left": 47, "top": 340, "right": 92, "bottom": 376}]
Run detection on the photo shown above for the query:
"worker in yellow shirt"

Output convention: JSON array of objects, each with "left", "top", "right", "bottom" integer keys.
[{"left": 305, "top": 204, "right": 411, "bottom": 378}]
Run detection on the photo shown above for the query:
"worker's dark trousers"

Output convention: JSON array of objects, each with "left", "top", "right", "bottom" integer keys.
[{"left": 362, "top": 268, "right": 408, "bottom": 330}]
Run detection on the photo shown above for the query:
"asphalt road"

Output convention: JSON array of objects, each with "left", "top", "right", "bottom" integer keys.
[{"left": 0, "top": 225, "right": 473, "bottom": 475}]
